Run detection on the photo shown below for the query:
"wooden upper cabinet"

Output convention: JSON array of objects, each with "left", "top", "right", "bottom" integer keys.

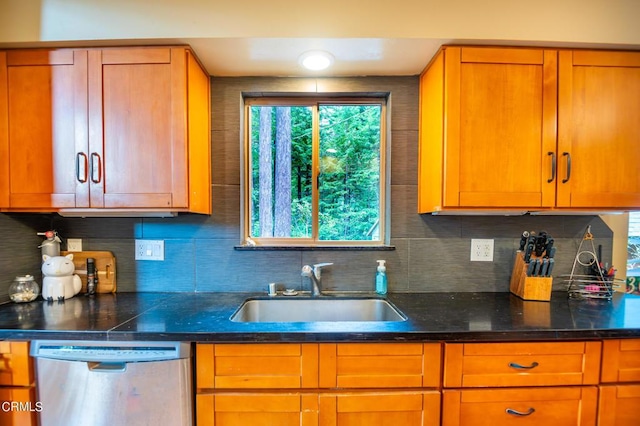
[
  {"left": 86, "top": 46, "right": 210, "bottom": 213},
  {"left": 557, "top": 50, "right": 640, "bottom": 209},
  {"left": 0, "top": 49, "right": 89, "bottom": 209},
  {"left": 419, "top": 46, "right": 640, "bottom": 213},
  {"left": 89, "top": 48, "right": 185, "bottom": 209},
  {"left": 0, "top": 46, "right": 211, "bottom": 214},
  {"left": 419, "top": 46, "right": 558, "bottom": 213}
]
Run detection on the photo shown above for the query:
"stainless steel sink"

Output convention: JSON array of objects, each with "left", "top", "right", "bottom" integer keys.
[{"left": 230, "top": 297, "right": 407, "bottom": 323}]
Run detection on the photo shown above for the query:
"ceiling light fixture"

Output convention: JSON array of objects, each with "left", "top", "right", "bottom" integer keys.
[{"left": 299, "top": 50, "right": 334, "bottom": 71}]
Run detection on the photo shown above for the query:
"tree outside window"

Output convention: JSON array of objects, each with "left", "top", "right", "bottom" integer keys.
[{"left": 244, "top": 98, "right": 386, "bottom": 245}]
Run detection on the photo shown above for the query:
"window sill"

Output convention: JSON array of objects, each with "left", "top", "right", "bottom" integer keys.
[{"left": 233, "top": 245, "right": 395, "bottom": 251}]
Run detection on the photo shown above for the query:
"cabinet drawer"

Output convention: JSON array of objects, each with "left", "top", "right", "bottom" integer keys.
[
  {"left": 444, "top": 341, "right": 601, "bottom": 387},
  {"left": 442, "top": 387, "right": 597, "bottom": 426},
  {"left": 319, "top": 391, "right": 440, "bottom": 426},
  {"left": 0, "top": 342, "right": 34, "bottom": 387},
  {"left": 598, "top": 385, "right": 640, "bottom": 426},
  {"left": 601, "top": 339, "right": 640, "bottom": 383},
  {"left": 196, "top": 343, "right": 319, "bottom": 389},
  {"left": 319, "top": 343, "right": 441, "bottom": 388},
  {"left": 196, "top": 392, "right": 318, "bottom": 426}
]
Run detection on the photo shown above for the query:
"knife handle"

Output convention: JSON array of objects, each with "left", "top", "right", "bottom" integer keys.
[
  {"left": 526, "top": 260, "right": 536, "bottom": 276},
  {"left": 540, "top": 259, "right": 549, "bottom": 277},
  {"left": 524, "top": 244, "right": 534, "bottom": 263},
  {"left": 519, "top": 231, "right": 530, "bottom": 251},
  {"left": 532, "top": 259, "right": 542, "bottom": 276},
  {"left": 546, "top": 259, "right": 555, "bottom": 276},
  {"left": 547, "top": 246, "right": 556, "bottom": 259},
  {"left": 544, "top": 238, "right": 554, "bottom": 257}
]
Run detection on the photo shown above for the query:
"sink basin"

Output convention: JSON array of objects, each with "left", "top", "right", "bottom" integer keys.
[{"left": 230, "top": 297, "right": 407, "bottom": 323}]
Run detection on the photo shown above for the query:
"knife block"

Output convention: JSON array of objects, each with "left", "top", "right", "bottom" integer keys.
[{"left": 509, "top": 252, "right": 552, "bottom": 301}]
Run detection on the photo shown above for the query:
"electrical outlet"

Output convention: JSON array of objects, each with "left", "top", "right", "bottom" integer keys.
[
  {"left": 67, "top": 238, "right": 83, "bottom": 252},
  {"left": 470, "top": 239, "right": 494, "bottom": 262},
  {"left": 135, "top": 240, "right": 165, "bottom": 261}
]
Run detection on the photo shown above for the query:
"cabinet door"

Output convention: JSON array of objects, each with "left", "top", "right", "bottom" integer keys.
[
  {"left": 442, "top": 387, "right": 597, "bottom": 426},
  {"left": 0, "top": 341, "right": 34, "bottom": 387},
  {"left": 0, "top": 387, "right": 38, "bottom": 426},
  {"left": 557, "top": 50, "right": 640, "bottom": 208},
  {"left": 87, "top": 47, "right": 189, "bottom": 208},
  {"left": 1, "top": 49, "right": 89, "bottom": 209},
  {"left": 442, "top": 47, "right": 558, "bottom": 209},
  {"left": 601, "top": 339, "right": 640, "bottom": 383},
  {"left": 318, "top": 391, "right": 440, "bottom": 426},
  {"left": 197, "top": 393, "right": 318, "bottom": 426},
  {"left": 598, "top": 385, "right": 640, "bottom": 426}
]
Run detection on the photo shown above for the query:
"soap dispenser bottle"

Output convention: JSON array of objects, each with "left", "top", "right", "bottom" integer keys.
[{"left": 375, "top": 260, "right": 387, "bottom": 295}]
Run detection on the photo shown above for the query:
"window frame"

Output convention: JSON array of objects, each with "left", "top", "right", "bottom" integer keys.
[{"left": 241, "top": 95, "right": 388, "bottom": 247}]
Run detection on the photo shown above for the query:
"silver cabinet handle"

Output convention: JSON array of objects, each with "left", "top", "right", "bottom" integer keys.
[
  {"left": 562, "top": 152, "right": 572, "bottom": 183},
  {"left": 90, "top": 152, "right": 102, "bottom": 183},
  {"left": 506, "top": 408, "right": 535, "bottom": 416},
  {"left": 508, "top": 361, "right": 539, "bottom": 369},
  {"left": 547, "top": 152, "right": 556, "bottom": 183},
  {"left": 76, "top": 152, "right": 88, "bottom": 183}
]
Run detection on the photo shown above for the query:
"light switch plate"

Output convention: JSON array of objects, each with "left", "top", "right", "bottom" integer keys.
[
  {"left": 470, "top": 239, "right": 494, "bottom": 262},
  {"left": 67, "top": 238, "right": 83, "bottom": 252},
  {"left": 135, "top": 240, "right": 165, "bottom": 261}
]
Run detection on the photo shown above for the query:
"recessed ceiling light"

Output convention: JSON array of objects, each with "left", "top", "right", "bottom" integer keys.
[{"left": 299, "top": 50, "right": 334, "bottom": 71}]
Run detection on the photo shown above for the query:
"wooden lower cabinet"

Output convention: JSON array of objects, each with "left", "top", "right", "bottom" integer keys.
[
  {"left": 197, "top": 392, "right": 318, "bottom": 426},
  {"left": 0, "top": 341, "right": 37, "bottom": 426},
  {"left": 319, "top": 342, "right": 441, "bottom": 388},
  {"left": 601, "top": 339, "right": 640, "bottom": 383},
  {"left": 443, "top": 387, "right": 598, "bottom": 426},
  {"left": 598, "top": 385, "right": 640, "bottom": 426},
  {"left": 0, "top": 387, "right": 38, "bottom": 426},
  {"left": 196, "top": 391, "right": 440, "bottom": 426},
  {"left": 196, "top": 343, "right": 319, "bottom": 389},
  {"left": 444, "top": 341, "right": 601, "bottom": 387},
  {"left": 195, "top": 342, "right": 442, "bottom": 426},
  {"left": 319, "top": 391, "right": 440, "bottom": 426},
  {"left": 599, "top": 339, "right": 640, "bottom": 426}
]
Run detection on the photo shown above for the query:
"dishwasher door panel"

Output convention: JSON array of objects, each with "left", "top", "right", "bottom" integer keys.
[{"left": 36, "top": 357, "right": 192, "bottom": 426}]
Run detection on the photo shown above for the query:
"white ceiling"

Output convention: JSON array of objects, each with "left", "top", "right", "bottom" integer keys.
[
  {"left": 184, "top": 37, "right": 448, "bottom": 76},
  {"left": 1, "top": 0, "right": 639, "bottom": 77}
]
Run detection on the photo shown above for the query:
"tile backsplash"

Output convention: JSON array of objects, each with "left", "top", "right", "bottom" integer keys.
[{"left": 0, "top": 76, "right": 613, "bottom": 295}]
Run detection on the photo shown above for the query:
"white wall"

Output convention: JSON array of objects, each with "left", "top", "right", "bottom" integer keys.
[{"left": 1, "top": 0, "right": 639, "bottom": 45}]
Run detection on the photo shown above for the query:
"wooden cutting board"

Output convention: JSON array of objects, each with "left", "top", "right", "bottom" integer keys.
[{"left": 60, "top": 251, "right": 117, "bottom": 293}]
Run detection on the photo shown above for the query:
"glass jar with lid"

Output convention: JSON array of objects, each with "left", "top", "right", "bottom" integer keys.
[{"left": 9, "top": 275, "right": 40, "bottom": 303}]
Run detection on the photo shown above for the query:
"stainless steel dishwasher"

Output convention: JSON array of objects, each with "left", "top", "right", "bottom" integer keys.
[{"left": 30, "top": 340, "right": 192, "bottom": 426}]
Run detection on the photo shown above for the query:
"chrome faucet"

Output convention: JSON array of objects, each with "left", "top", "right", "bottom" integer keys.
[{"left": 301, "top": 263, "right": 333, "bottom": 297}]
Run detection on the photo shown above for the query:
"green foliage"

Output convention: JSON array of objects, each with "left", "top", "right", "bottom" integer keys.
[{"left": 249, "top": 102, "right": 382, "bottom": 241}]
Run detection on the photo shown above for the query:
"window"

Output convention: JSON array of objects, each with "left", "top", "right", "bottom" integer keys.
[{"left": 243, "top": 97, "right": 387, "bottom": 246}]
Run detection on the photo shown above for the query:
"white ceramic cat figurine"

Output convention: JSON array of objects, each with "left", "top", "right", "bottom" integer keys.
[{"left": 41, "top": 254, "right": 82, "bottom": 301}]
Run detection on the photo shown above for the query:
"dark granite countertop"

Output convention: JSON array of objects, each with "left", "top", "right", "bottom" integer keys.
[{"left": 0, "top": 291, "right": 639, "bottom": 342}]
